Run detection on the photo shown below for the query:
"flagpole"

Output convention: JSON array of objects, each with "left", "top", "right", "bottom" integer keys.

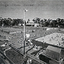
[
  {"left": 24, "top": 9, "right": 28, "bottom": 54},
  {"left": 24, "top": 10, "right": 25, "bottom": 54}
]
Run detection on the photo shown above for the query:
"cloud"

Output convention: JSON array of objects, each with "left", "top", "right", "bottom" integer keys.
[{"left": 0, "top": 0, "right": 64, "bottom": 6}]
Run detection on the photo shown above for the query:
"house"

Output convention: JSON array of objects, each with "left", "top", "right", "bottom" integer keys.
[
  {"left": 46, "top": 46, "right": 61, "bottom": 61},
  {"left": 39, "top": 46, "right": 64, "bottom": 64},
  {"left": 26, "top": 22, "right": 34, "bottom": 26}
]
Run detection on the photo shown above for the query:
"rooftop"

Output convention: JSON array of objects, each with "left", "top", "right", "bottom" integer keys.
[
  {"left": 35, "top": 33, "right": 64, "bottom": 48},
  {"left": 46, "top": 46, "right": 61, "bottom": 53}
]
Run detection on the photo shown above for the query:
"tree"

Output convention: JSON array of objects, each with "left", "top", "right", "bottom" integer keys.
[
  {"left": 40, "top": 19, "right": 43, "bottom": 26},
  {"left": 43, "top": 19, "right": 49, "bottom": 27},
  {"left": 33, "top": 18, "right": 40, "bottom": 24},
  {"left": 56, "top": 18, "right": 61, "bottom": 26},
  {"left": 27, "top": 19, "right": 30, "bottom": 23},
  {"left": 36, "top": 17, "right": 40, "bottom": 24},
  {"left": 52, "top": 20, "right": 57, "bottom": 27}
]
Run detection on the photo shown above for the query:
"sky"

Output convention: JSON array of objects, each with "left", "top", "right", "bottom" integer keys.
[{"left": 0, "top": 0, "right": 64, "bottom": 20}]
